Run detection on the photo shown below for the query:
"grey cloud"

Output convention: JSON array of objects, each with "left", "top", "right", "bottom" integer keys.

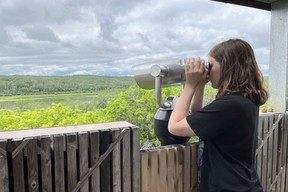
[
  {"left": 98, "top": 14, "right": 119, "bottom": 44},
  {"left": 23, "top": 25, "right": 59, "bottom": 42},
  {"left": 0, "top": 0, "right": 271, "bottom": 76},
  {"left": 0, "top": 0, "right": 82, "bottom": 26},
  {"left": 0, "top": 27, "right": 10, "bottom": 43}
]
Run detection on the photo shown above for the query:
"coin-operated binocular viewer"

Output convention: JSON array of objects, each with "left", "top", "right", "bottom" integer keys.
[{"left": 132, "top": 59, "right": 192, "bottom": 145}]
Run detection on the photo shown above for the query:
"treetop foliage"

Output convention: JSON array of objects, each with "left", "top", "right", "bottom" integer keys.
[
  {"left": 0, "top": 75, "right": 219, "bottom": 146},
  {"left": 0, "top": 75, "right": 135, "bottom": 96},
  {"left": 0, "top": 83, "right": 218, "bottom": 147}
]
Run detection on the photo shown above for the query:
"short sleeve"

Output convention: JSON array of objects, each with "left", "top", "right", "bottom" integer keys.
[{"left": 186, "top": 95, "right": 237, "bottom": 141}]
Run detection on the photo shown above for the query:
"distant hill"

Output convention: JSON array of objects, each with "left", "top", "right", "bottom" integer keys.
[{"left": 0, "top": 75, "right": 136, "bottom": 96}]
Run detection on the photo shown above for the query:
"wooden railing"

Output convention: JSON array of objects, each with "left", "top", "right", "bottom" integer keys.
[
  {"left": 255, "top": 113, "right": 288, "bottom": 191},
  {"left": 141, "top": 144, "right": 198, "bottom": 192},
  {"left": 0, "top": 121, "right": 140, "bottom": 192},
  {"left": 0, "top": 113, "right": 287, "bottom": 192}
]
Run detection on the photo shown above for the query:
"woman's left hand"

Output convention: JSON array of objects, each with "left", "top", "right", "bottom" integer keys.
[{"left": 185, "top": 57, "right": 209, "bottom": 89}]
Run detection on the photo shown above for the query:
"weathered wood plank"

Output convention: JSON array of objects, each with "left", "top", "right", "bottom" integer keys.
[
  {"left": 40, "top": 136, "right": 52, "bottom": 192},
  {"left": 0, "top": 140, "right": 9, "bottom": 192},
  {"left": 89, "top": 131, "right": 100, "bottom": 192},
  {"left": 277, "top": 115, "right": 285, "bottom": 192},
  {"left": 11, "top": 139, "right": 26, "bottom": 192},
  {"left": 280, "top": 114, "right": 288, "bottom": 192},
  {"left": 258, "top": 116, "right": 264, "bottom": 147},
  {"left": 27, "top": 139, "right": 39, "bottom": 192},
  {"left": 266, "top": 115, "right": 274, "bottom": 188},
  {"left": 175, "top": 146, "right": 184, "bottom": 192},
  {"left": 281, "top": 164, "right": 288, "bottom": 192},
  {"left": 111, "top": 128, "right": 121, "bottom": 192},
  {"left": 149, "top": 150, "right": 158, "bottom": 192},
  {"left": 271, "top": 120, "right": 279, "bottom": 191},
  {"left": 100, "top": 130, "right": 112, "bottom": 192},
  {"left": 79, "top": 132, "right": 89, "bottom": 192},
  {"left": 0, "top": 121, "right": 135, "bottom": 140},
  {"left": 276, "top": 176, "right": 282, "bottom": 192},
  {"left": 167, "top": 147, "right": 176, "bottom": 192},
  {"left": 285, "top": 114, "right": 288, "bottom": 192},
  {"left": 191, "top": 144, "right": 198, "bottom": 192},
  {"left": 66, "top": 133, "right": 78, "bottom": 192},
  {"left": 122, "top": 128, "right": 131, "bottom": 192},
  {"left": 53, "top": 135, "right": 65, "bottom": 192},
  {"left": 265, "top": 113, "right": 286, "bottom": 192},
  {"left": 159, "top": 148, "right": 168, "bottom": 192},
  {"left": 131, "top": 127, "right": 141, "bottom": 192},
  {"left": 141, "top": 150, "right": 149, "bottom": 192},
  {"left": 276, "top": 116, "right": 284, "bottom": 191},
  {"left": 261, "top": 116, "right": 269, "bottom": 191},
  {"left": 256, "top": 116, "right": 263, "bottom": 178},
  {"left": 183, "top": 145, "right": 191, "bottom": 192}
]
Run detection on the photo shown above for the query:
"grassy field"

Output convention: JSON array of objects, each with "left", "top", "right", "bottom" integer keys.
[
  {"left": 0, "top": 90, "right": 121, "bottom": 111},
  {"left": 0, "top": 75, "right": 136, "bottom": 111},
  {"left": 0, "top": 75, "right": 269, "bottom": 112}
]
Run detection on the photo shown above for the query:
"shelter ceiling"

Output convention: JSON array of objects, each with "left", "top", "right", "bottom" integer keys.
[{"left": 212, "top": 0, "right": 283, "bottom": 11}]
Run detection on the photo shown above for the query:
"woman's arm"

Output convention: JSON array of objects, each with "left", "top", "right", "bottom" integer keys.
[
  {"left": 168, "top": 58, "right": 208, "bottom": 137},
  {"left": 168, "top": 84, "right": 197, "bottom": 136},
  {"left": 190, "top": 83, "right": 205, "bottom": 113}
]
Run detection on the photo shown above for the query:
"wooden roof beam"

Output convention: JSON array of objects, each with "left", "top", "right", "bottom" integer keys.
[{"left": 212, "top": 0, "right": 271, "bottom": 11}]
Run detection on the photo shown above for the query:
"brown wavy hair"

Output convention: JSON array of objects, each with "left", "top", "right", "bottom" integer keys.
[{"left": 209, "top": 39, "right": 268, "bottom": 105}]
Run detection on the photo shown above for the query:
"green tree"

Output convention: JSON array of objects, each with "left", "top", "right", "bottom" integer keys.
[
  {"left": 101, "top": 86, "right": 183, "bottom": 146},
  {"left": 0, "top": 85, "right": 218, "bottom": 147}
]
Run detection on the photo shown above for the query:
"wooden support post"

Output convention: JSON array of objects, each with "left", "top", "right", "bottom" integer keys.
[{"left": 269, "top": 0, "right": 288, "bottom": 112}]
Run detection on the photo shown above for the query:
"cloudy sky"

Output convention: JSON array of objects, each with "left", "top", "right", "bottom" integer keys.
[{"left": 0, "top": 0, "right": 271, "bottom": 76}]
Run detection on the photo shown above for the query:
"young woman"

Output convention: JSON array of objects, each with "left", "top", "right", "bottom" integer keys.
[{"left": 168, "top": 39, "right": 268, "bottom": 191}]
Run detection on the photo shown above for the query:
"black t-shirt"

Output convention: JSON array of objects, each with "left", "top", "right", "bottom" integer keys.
[{"left": 186, "top": 94, "right": 263, "bottom": 192}]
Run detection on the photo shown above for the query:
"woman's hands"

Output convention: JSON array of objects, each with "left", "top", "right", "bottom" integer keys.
[
  {"left": 168, "top": 57, "right": 209, "bottom": 137},
  {"left": 185, "top": 57, "right": 209, "bottom": 89}
]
